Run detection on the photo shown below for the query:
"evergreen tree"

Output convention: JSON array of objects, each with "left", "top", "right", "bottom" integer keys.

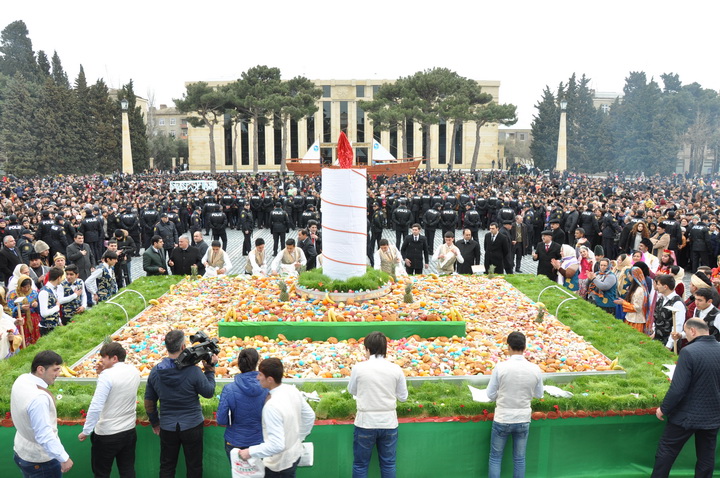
[
  {"left": 72, "top": 66, "right": 95, "bottom": 172},
  {"left": 0, "top": 20, "right": 38, "bottom": 82},
  {"left": 36, "top": 50, "right": 50, "bottom": 78},
  {"left": 88, "top": 79, "right": 121, "bottom": 173},
  {"left": 50, "top": 51, "right": 69, "bottom": 88},
  {"left": 1, "top": 74, "right": 39, "bottom": 176},
  {"left": 272, "top": 76, "right": 321, "bottom": 172},
  {"left": 118, "top": 80, "right": 149, "bottom": 171},
  {"left": 530, "top": 87, "right": 559, "bottom": 170},
  {"left": 35, "top": 78, "right": 71, "bottom": 174}
]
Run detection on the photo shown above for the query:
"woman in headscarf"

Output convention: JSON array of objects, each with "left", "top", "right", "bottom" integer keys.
[
  {"left": 8, "top": 263, "right": 36, "bottom": 293},
  {"left": 614, "top": 266, "right": 651, "bottom": 333},
  {"left": 552, "top": 244, "right": 580, "bottom": 293},
  {"left": 577, "top": 246, "right": 595, "bottom": 299},
  {"left": 7, "top": 275, "right": 41, "bottom": 346}
]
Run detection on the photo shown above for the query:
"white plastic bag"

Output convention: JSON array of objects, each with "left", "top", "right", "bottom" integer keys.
[
  {"left": 299, "top": 442, "right": 314, "bottom": 467},
  {"left": 230, "top": 448, "right": 265, "bottom": 478}
]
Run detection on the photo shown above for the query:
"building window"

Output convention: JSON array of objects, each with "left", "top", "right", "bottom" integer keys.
[
  {"left": 224, "top": 113, "right": 232, "bottom": 166},
  {"left": 290, "top": 119, "right": 299, "bottom": 158},
  {"left": 499, "top": 132, "right": 506, "bottom": 141},
  {"left": 405, "top": 120, "right": 414, "bottom": 158},
  {"left": 356, "top": 85, "right": 365, "bottom": 98},
  {"left": 356, "top": 105, "right": 365, "bottom": 143},
  {"left": 274, "top": 127, "right": 282, "bottom": 165},
  {"left": 307, "top": 115, "right": 315, "bottom": 148},
  {"left": 241, "top": 121, "right": 249, "bottom": 165},
  {"left": 320, "top": 147, "right": 333, "bottom": 165},
  {"left": 323, "top": 102, "right": 332, "bottom": 143},
  {"left": 454, "top": 123, "right": 463, "bottom": 164},
  {"left": 373, "top": 123, "right": 381, "bottom": 142},
  {"left": 340, "top": 101, "right": 348, "bottom": 134},
  {"left": 390, "top": 126, "right": 398, "bottom": 158},
  {"left": 322, "top": 85, "right": 331, "bottom": 98},
  {"left": 601, "top": 104, "right": 610, "bottom": 114},
  {"left": 518, "top": 133, "right": 526, "bottom": 141},
  {"left": 356, "top": 147, "right": 368, "bottom": 165},
  {"left": 438, "top": 121, "right": 447, "bottom": 164},
  {"left": 169, "top": 131, "right": 176, "bottom": 138},
  {"left": 372, "top": 85, "right": 380, "bottom": 96},
  {"left": 158, "top": 119, "right": 165, "bottom": 126},
  {"left": 257, "top": 123, "right": 266, "bottom": 165},
  {"left": 170, "top": 118, "right": 176, "bottom": 126},
  {"left": 181, "top": 128, "right": 188, "bottom": 137},
  {"left": 181, "top": 119, "right": 187, "bottom": 126}
]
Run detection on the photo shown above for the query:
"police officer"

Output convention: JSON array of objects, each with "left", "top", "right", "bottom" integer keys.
[
  {"left": 689, "top": 215, "right": 711, "bottom": 272},
  {"left": 423, "top": 203, "right": 442, "bottom": 255},
  {"left": 6, "top": 214, "right": 23, "bottom": 240},
  {"left": 440, "top": 202, "right": 458, "bottom": 238},
  {"left": 370, "top": 203, "right": 387, "bottom": 253},
  {"left": 249, "top": 191, "right": 262, "bottom": 228},
  {"left": 202, "top": 196, "right": 219, "bottom": 235},
  {"left": 238, "top": 203, "right": 254, "bottom": 256},
  {"left": 260, "top": 193, "right": 275, "bottom": 229},
  {"left": 578, "top": 204, "right": 599, "bottom": 248},
  {"left": 189, "top": 207, "right": 203, "bottom": 236},
  {"left": 300, "top": 206, "right": 319, "bottom": 230},
  {"left": 392, "top": 199, "right": 413, "bottom": 249},
  {"left": 207, "top": 205, "right": 228, "bottom": 251},
  {"left": 463, "top": 203, "right": 481, "bottom": 243},
  {"left": 270, "top": 202, "right": 291, "bottom": 256},
  {"left": 48, "top": 216, "right": 69, "bottom": 261},
  {"left": 221, "top": 190, "right": 236, "bottom": 229},
  {"left": 119, "top": 206, "right": 141, "bottom": 256},
  {"left": 141, "top": 204, "right": 160, "bottom": 250},
  {"left": 80, "top": 208, "right": 105, "bottom": 261},
  {"left": 292, "top": 193, "right": 305, "bottom": 228},
  {"left": 35, "top": 210, "right": 55, "bottom": 245}
]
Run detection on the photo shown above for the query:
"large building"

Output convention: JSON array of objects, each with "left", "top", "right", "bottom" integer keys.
[
  {"left": 149, "top": 105, "right": 188, "bottom": 140},
  {"left": 186, "top": 79, "right": 503, "bottom": 172}
]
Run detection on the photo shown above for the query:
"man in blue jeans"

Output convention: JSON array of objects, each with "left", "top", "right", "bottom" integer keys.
[
  {"left": 348, "top": 331, "right": 408, "bottom": 478},
  {"left": 486, "top": 331, "right": 544, "bottom": 478}
]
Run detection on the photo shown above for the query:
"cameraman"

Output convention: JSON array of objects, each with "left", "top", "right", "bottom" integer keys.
[{"left": 144, "top": 330, "right": 218, "bottom": 478}]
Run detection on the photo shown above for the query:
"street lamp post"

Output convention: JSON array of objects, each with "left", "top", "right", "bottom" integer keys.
[
  {"left": 121, "top": 99, "right": 133, "bottom": 174},
  {"left": 555, "top": 99, "right": 568, "bottom": 172}
]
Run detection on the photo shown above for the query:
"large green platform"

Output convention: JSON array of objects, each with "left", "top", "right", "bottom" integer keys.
[
  {"left": 218, "top": 320, "right": 466, "bottom": 341},
  {"left": 1, "top": 415, "right": 716, "bottom": 477}
]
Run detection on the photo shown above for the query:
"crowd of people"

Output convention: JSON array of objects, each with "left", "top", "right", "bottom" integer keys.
[{"left": 4, "top": 168, "right": 720, "bottom": 476}]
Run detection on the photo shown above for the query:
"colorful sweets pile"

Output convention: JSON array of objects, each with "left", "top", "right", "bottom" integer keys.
[{"left": 72, "top": 275, "right": 612, "bottom": 378}]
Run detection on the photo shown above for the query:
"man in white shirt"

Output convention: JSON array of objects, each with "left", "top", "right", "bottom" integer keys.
[
  {"left": 270, "top": 239, "right": 307, "bottom": 276},
  {"left": 78, "top": 342, "right": 141, "bottom": 478},
  {"left": 373, "top": 239, "right": 403, "bottom": 276},
  {"left": 240, "top": 358, "right": 315, "bottom": 477},
  {"left": 202, "top": 240, "right": 233, "bottom": 276},
  {"left": 432, "top": 232, "right": 464, "bottom": 275},
  {"left": 246, "top": 238, "right": 268, "bottom": 276},
  {"left": 486, "top": 332, "right": 544, "bottom": 478},
  {"left": 347, "top": 332, "right": 408, "bottom": 478},
  {"left": 11, "top": 350, "right": 73, "bottom": 476}
]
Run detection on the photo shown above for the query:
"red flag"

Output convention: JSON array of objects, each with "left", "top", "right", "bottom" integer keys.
[{"left": 336, "top": 132, "right": 353, "bottom": 168}]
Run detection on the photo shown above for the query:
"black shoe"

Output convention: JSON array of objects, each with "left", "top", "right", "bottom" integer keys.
[{"left": 515, "top": 269, "right": 522, "bottom": 273}]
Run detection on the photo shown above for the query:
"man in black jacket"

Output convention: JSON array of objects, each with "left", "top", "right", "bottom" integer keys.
[
  {"left": 456, "top": 229, "right": 481, "bottom": 274},
  {"left": 270, "top": 202, "right": 291, "bottom": 256},
  {"left": 370, "top": 203, "right": 386, "bottom": 254},
  {"left": 400, "top": 224, "right": 429, "bottom": 274},
  {"left": 168, "top": 236, "right": 202, "bottom": 275},
  {"left": 238, "top": 203, "right": 254, "bottom": 256},
  {"left": 483, "top": 223, "right": 510, "bottom": 275},
  {"left": 0, "top": 235, "right": 22, "bottom": 285},
  {"left": 652, "top": 318, "right": 720, "bottom": 477},
  {"left": 533, "top": 230, "right": 562, "bottom": 281},
  {"left": 422, "top": 203, "right": 442, "bottom": 255},
  {"left": 144, "top": 330, "right": 217, "bottom": 478}
]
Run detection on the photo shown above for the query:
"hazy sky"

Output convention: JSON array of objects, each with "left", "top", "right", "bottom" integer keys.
[{"left": 3, "top": 1, "right": 718, "bottom": 128}]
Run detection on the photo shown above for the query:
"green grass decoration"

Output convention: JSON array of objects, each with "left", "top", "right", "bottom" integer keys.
[
  {"left": 1, "top": 274, "right": 678, "bottom": 420},
  {"left": 297, "top": 267, "right": 391, "bottom": 293}
]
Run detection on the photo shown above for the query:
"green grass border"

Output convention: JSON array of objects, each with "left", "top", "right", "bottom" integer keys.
[{"left": 1, "top": 274, "right": 675, "bottom": 419}]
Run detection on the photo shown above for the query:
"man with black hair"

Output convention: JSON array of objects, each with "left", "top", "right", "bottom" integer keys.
[
  {"left": 270, "top": 238, "right": 307, "bottom": 276},
  {"left": 348, "top": 332, "right": 408, "bottom": 478},
  {"left": 246, "top": 238, "right": 268, "bottom": 276},
  {"left": 78, "top": 342, "right": 141, "bottom": 478},
  {"left": 142, "top": 236, "right": 167, "bottom": 276},
  {"left": 239, "top": 203, "right": 254, "bottom": 256},
  {"left": 86, "top": 251, "right": 119, "bottom": 303},
  {"left": 38, "top": 267, "right": 66, "bottom": 335},
  {"left": 674, "top": 287, "right": 720, "bottom": 342},
  {"left": 487, "top": 332, "right": 544, "bottom": 478},
  {"left": 240, "top": 358, "right": 315, "bottom": 477},
  {"left": 652, "top": 318, "right": 720, "bottom": 477},
  {"left": 297, "top": 229, "right": 318, "bottom": 270},
  {"left": 144, "top": 330, "right": 217, "bottom": 478},
  {"left": 653, "top": 274, "right": 686, "bottom": 351},
  {"left": 12, "top": 350, "right": 73, "bottom": 475},
  {"left": 400, "top": 224, "right": 429, "bottom": 275}
]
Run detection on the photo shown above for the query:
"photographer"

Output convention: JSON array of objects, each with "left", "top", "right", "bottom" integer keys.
[{"left": 144, "top": 330, "right": 218, "bottom": 478}]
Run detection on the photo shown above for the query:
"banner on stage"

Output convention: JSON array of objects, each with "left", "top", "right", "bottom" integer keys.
[{"left": 169, "top": 180, "right": 218, "bottom": 192}]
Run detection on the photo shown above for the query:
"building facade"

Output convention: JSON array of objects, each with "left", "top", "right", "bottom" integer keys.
[
  {"left": 149, "top": 105, "right": 188, "bottom": 140},
  {"left": 186, "top": 79, "right": 503, "bottom": 172}
]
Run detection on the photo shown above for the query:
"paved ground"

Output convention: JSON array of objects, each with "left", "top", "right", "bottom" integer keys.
[{"left": 127, "top": 228, "right": 543, "bottom": 281}]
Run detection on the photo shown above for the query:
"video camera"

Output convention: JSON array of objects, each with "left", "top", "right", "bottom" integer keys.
[{"left": 174, "top": 331, "right": 220, "bottom": 370}]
